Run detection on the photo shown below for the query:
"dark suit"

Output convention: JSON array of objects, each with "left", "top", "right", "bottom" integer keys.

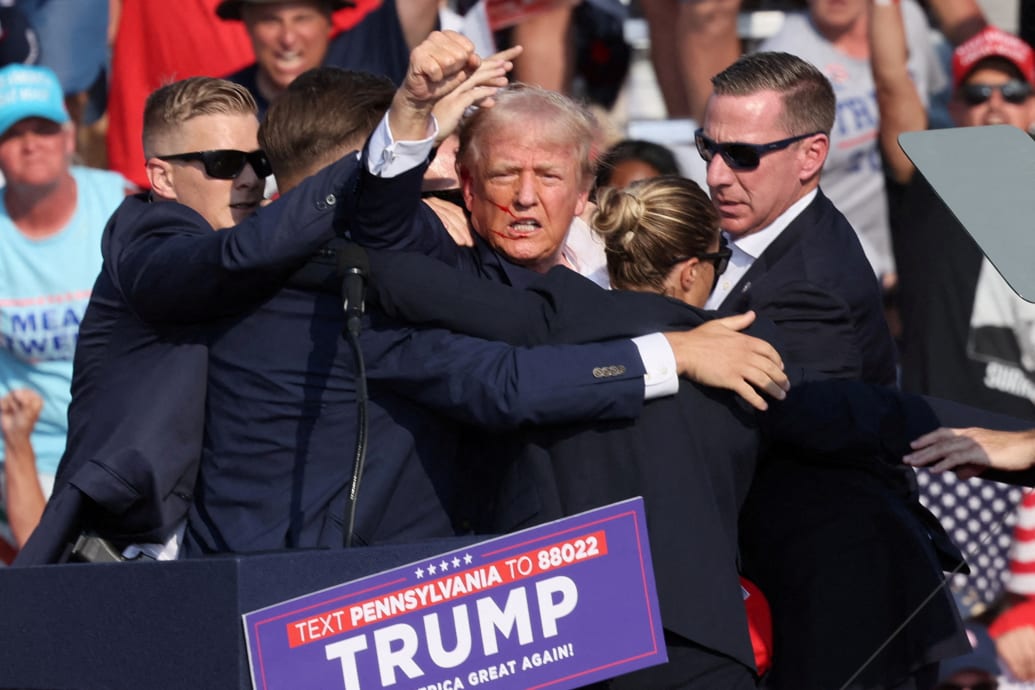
[
  {"left": 720, "top": 191, "right": 965, "bottom": 690},
  {"left": 180, "top": 163, "right": 653, "bottom": 556},
  {"left": 356, "top": 194, "right": 970, "bottom": 688},
  {"left": 16, "top": 156, "right": 373, "bottom": 565}
]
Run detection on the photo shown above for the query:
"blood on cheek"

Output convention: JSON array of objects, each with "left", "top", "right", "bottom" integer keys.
[{"left": 490, "top": 200, "right": 518, "bottom": 219}]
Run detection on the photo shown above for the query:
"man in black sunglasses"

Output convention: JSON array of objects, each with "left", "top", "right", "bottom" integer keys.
[
  {"left": 15, "top": 30, "right": 493, "bottom": 565},
  {"left": 693, "top": 51, "right": 972, "bottom": 690}
]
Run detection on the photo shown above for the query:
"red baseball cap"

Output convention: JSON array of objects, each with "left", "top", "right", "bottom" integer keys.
[
  {"left": 952, "top": 26, "right": 1035, "bottom": 89},
  {"left": 740, "top": 576, "right": 773, "bottom": 676}
]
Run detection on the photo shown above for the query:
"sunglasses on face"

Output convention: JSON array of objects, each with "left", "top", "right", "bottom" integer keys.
[
  {"left": 694, "top": 128, "right": 824, "bottom": 171},
  {"left": 156, "top": 149, "right": 272, "bottom": 180},
  {"left": 670, "top": 235, "right": 732, "bottom": 277},
  {"left": 959, "top": 79, "right": 1033, "bottom": 106}
]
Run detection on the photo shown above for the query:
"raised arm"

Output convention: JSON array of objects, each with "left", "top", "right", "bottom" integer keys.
[
  {"left": 925, "top": 0, "right": 987, "bottom": 45},
  {"left": 1, "top": 389, "right": 45, "bottom": 548},
  {"left": 869, "top": 0, "right": 927, "bottom": 184}
]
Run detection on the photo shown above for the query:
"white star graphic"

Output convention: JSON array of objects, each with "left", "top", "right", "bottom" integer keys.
[
  {"left": 415, "top": 567, "right": 424, "bottom": 579},
  {"left": 452, "top": 556, "right": 461, "bottom": 569},
  {"left": 428, "top": 563, "right": 437, "bottom": 575},
  {"left": 440, "top": 559, "right": 449, "bottom": 571},
  {"left": 464, "top": 553, "right": 473, "bottom": 565}
]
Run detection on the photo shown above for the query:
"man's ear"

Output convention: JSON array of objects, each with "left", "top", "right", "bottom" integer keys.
[
  {"left": 459, "top": 165, "right": 475, "bottom": 211},
  {"left": 798, "top": 133, "right": 829, "bottom": 183},
  {"left": 146, "top": 158, "right": 177, "bottom": 201}
]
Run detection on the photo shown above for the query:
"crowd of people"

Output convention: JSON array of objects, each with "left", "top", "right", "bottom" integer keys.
[{"left": 5, "top": 0, "right": 1035, "bottom": 688}]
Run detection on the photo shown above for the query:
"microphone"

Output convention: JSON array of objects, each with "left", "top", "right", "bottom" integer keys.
[{"left": 337, "top": 242, "right": 369, "bottom": 337}]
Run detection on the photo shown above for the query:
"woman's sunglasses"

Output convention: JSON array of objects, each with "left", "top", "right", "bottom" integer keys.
[
  {"left": 695, "top": 128, "right": 823, "bottom": 171},
  {"left": 669, "top": 235, "right": 732, "bottom": 277},
  {"left": 157, "top": 149, "right": 272, "bottom": 179}
]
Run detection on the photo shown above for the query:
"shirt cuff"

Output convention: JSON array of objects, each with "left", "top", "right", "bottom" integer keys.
[
  {"left": 632, "top": 332, "right": 679, "bottom": 400},
  {"left": 366, "top": 112, "right": 439, "bottom": 178}
]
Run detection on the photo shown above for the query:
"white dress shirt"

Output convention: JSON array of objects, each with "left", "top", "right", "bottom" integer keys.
[{"left": 705, "top": 189, "right": 818, "bottom": 310}]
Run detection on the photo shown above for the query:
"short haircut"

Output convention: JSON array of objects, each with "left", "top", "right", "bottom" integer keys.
[
  {"left": 259, "top": 67, "right": 394, "bottom": 184},
  {"left": 456, "top": 83, "right": 597, "bottom": 189},
  {"left": 594, "top": 175, "right": 720, "bottom": 293},
  {"left": 142, "top": 76, "right": 257, "bottom": 157},
  {"left": 712, "top": 51, "right": 836, "bottom": 136},
  {"left": 594, "top": 139, "right": 682, "bottom": 190}
]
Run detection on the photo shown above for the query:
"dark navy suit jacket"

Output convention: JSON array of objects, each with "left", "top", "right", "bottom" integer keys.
[
  {"left": 16, "top": 156, "right": 371, "bottom": 565},
  {"left": 719, "top": 191, "right": 968, "bottom": 688},
  {"left": 359, "top": 247, "right": 997, "bottom": 674},
  {"left": 180, "top": 163, "right": 652, "bottom": 555}
]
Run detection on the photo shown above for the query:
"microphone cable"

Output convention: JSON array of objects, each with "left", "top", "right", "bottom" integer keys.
[{"left": 338, "top": 243, "right": 370, "bottom": 548}]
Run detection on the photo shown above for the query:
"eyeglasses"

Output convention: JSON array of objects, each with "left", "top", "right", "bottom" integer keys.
[
  {"left": 670, "top": 235, "right": 732, "bottom": 277},
  {"left": 959, "top": 79, "right": 1033, "bottom": 106},
  {"left": 156, "top": 149, "right": 272, "bottom": 179},
  {"left": 694, "top": 128, "right": 824, "bottom": 171}
]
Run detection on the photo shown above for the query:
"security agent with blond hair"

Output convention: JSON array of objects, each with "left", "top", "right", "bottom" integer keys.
[{"left": 17, "top": 30, "right": 485, "bottom": 564}]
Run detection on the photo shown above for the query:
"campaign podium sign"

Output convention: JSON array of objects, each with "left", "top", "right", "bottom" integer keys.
[{"left": 243, "top": 498, "right": 665, "bottom": 690}]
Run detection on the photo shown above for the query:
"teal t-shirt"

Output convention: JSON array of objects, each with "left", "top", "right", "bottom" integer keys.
[{"left": 0, "top": 166, "right": 128, "bottom": 478}]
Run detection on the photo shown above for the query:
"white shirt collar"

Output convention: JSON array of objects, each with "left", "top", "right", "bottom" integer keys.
[{"left": 705, "top": 189, "right": 817, "bottom": 309}]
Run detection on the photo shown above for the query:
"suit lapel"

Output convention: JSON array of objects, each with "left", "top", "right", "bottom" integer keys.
[{"left": 719, "top": 192, "right": 828, "bottom": 311}]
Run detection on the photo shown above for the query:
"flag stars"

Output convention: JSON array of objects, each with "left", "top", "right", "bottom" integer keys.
[
  {"left": 439, "top": 559, "right": 450, "bottom": 572},
  {"left": 452, "top": 556, "right": 461, "bottom": 569},
  {"left": 464, "top": 553, "right": 473, "bottom": 565},
  {"left": 427, "top": 563, "right": 437, "bottom": 575},
  {"left": 415, "top": 566, "right": 424, "bottom": 579}
]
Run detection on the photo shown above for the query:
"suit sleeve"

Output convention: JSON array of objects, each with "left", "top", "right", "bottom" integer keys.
[
  {"left": 368, "top": 249, "right": 725, "bottom": 345},
  {"left": 349, "top": 142, "right": 465, "bottom": 266},
  {"left": 749, "top": 279, "right": 864, "bottom": 379},
  {"left": 115, "top": 156, "right": 363, "bottom": 323},
  {"left": 767, "top": 378, "right": 1035, "bottom": 465},
  {"left": 364, "top": 321, "right": 647, "bottom": 430}
]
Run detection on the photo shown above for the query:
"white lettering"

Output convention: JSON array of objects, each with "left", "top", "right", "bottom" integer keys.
[
  {"left": 536, "top": 576, "right": 578, "bottom": 638},
  {"left": 476, "top": 588, "right": 534, "bottom": 655},
  {"left": 325, "top": 634, "right": 369, "bottom": 690},
  {"left": 374, "top": 623, "right": 423, "bottom": 686}
]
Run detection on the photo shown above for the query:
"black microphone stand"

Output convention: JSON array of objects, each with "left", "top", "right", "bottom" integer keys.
[{"left": 338, "top": 243, "right": 370, "bottom": 547}]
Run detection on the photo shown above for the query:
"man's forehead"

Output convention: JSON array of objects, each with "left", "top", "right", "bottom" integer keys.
[{"left": 153, "top": 112, "right": 258, "bottom": 153}]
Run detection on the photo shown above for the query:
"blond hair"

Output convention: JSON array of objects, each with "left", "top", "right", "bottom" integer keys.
[
  {"left": 456, "top": 83, "right": 597, "bottom": 190},
  {"left": 594, "top": 176, "right": 720, "bottom": 292},
  {"left": 143, "top": 77, "right": 257, "bottom": 157}
]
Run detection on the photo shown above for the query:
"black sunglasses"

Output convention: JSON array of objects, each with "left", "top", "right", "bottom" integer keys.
[
  {"left": 157, "top": 149, "right": 272, "bottom": 180},
  {"left": 670, "top": 235, "right": 732, "bottom": 277},
  {"left": 959, "top": 79, "right": 1033, "bottom": 106},
  {"left": 694, "top": 128, "right": 824, "bottom": 171}
]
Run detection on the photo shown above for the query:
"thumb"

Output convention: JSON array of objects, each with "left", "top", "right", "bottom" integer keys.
[{"left": 713, "top": 310, "right": 757, "bottom": 332}]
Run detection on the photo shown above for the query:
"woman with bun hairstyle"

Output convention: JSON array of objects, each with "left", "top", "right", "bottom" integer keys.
[{"left": 594, "top": 175, "right": 729, "bottom": 307}]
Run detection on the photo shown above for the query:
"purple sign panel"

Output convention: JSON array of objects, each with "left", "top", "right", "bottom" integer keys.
[{"left": 244, "top": 498, "right": 666, "bottom": 690}]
